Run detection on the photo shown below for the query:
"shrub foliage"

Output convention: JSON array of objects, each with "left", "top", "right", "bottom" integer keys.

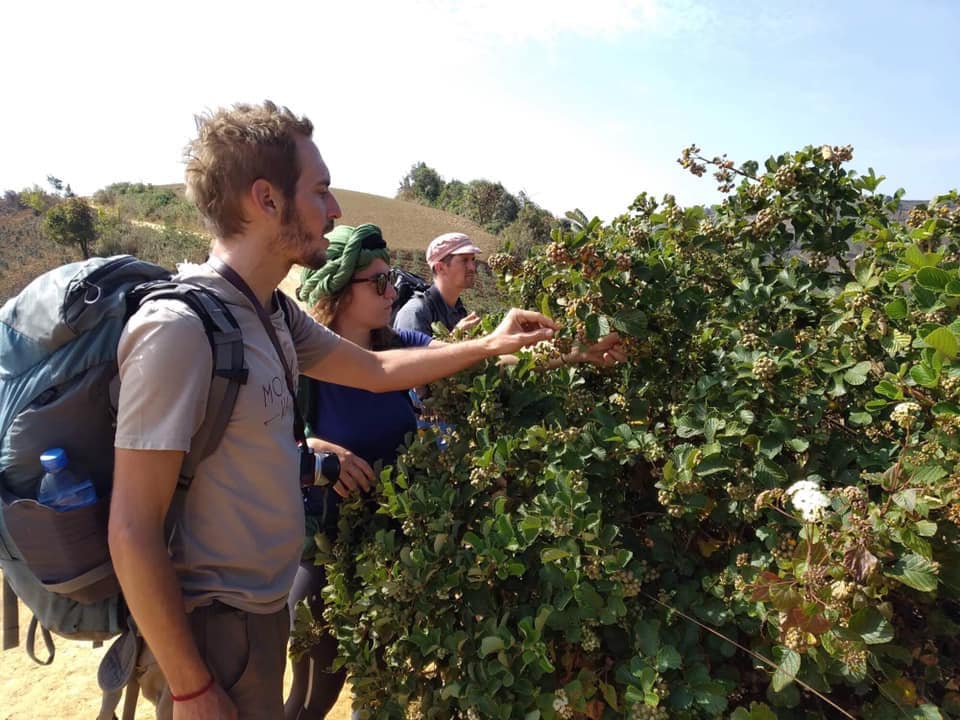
[{"left": 317, "top": 145, "right": 960, "bottom": 719}]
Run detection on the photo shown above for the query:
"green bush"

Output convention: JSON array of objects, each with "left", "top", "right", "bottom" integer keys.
[
  {"left": 95, "top": 212, "right": 207, "bottom": 269},
  {"left": 316, "top": 145, "right": 960, "bottom": 719}
]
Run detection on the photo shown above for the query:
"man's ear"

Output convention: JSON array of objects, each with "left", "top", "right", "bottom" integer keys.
[{"left": 250, "top": 178, "right": 283, "bottom": 220}]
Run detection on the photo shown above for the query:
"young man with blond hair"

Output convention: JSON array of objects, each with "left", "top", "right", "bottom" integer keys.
[{"left": 107, "top": 101, "right": 599, "bottom": 720}]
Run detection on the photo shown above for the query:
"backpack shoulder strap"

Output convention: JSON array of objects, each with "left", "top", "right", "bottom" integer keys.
[
  {"left": 423, "top": 286, "right": 447, "bottom": 325},
  {"left": 131, "top": 283, "right": 247, "bottom": 487}
]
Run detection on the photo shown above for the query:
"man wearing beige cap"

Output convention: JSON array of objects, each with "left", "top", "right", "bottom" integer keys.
[{"left": 393, "top": 232, "right": 483, "bottom": 337}]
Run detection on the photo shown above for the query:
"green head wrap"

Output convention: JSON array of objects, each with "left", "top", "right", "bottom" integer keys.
[{"left": 297, "top": 223, "right": 390, "bottom": 306}]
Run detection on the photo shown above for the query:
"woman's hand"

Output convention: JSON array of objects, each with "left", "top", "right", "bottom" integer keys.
[{"left": 305, "top": 438, "right": 375, "bottom": 498}]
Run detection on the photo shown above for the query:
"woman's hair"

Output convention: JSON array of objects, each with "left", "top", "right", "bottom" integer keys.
[{"left": 308, "top": 287, "right": 399, "bottom": 352}]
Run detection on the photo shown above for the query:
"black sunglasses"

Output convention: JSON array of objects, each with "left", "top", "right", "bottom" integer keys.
[{"left": 349, "top": 268, "right": 398, "bottom": 296}]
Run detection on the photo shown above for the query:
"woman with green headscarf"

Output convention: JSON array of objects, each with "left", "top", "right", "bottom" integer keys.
[
  {"left": 286, "top": 223, "right": 625, "bottom": 719},
  {"left": 285, "top": 223, "right": 439, "bottom": 720}
]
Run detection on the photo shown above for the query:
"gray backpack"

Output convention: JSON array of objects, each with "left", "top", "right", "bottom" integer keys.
[{"left": 0, "top": 255, "right": 247, "bottom": 670}]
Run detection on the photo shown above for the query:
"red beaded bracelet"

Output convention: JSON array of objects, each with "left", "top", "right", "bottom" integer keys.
[{"left": 170, "top": 675, "right": 215, "bottom": 703}]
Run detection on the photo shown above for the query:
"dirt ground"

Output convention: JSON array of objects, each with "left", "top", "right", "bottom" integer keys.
[{"left": 0, "top": 596, "right": 352, "bottom": 720}]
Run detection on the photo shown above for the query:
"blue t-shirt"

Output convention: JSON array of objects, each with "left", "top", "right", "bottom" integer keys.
[{"left": 309, "top": 329, "right": 432, "bottom": 466}]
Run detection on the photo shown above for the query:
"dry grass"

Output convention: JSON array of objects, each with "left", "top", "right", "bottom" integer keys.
[
  {"left": 334, "top": 188, "right": 500, "bottom": 254},
  {"left": 0, "top": 185, "right": 498, "bottom": 306}
]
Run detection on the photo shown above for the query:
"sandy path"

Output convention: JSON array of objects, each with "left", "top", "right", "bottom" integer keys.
[{"left": 0, "top": 594, "right": 352, "bottom": 719}]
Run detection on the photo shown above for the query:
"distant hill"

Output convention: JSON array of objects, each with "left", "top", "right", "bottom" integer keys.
[
  {"left": 0, "top": 187, "right": 503, "bottom": 310},
  {"left": 332, "top": 189, "right": 499, "bottom": 254},
  {"left": 98, "top": 184, "right": 500, "bottom": 254}
]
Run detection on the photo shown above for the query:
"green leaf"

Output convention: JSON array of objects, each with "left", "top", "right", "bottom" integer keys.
[
  {"left": 945, "top": 279, "right": 960, "bottom": 297},
  {"left": 911, "top": 363, "right": 939, "bottom": 387},
  {"left": 584, "top": 313, "right": 611, "bottom": 343},
  {"left": 541, "top": 548, "right": 570, "bottom": 563},
  {"left": 884, "top": 298, "right": 908, "bottom": 320},
  {"left": 913, "top": 465, "right": 948, "bottom": 485},
  {"left": 441, "top": 682, "right": 462, "bottom": 699},
  {"left": 843, "top": 361, "right": 871, "bottom": 386},
  {"left": 905, "top": 244, "right": 935, "bottom": 269},
  {"left": 915, "top": 520, "right": 937, "bottom": 537},
  {"left": 537, "top": 293, "right": 553, "bottom": 319},
  {"left": 758, "top": 435, "right": 783, "bottom": 459},
  {"left": 932, "top": 401, "right": 960, "bottom": 415},
  {"left": 771, "top": 649, "right": 801, "bottom": 691},
  {"left": 848, "top": 412, "right": 873, "bottom": 426},
  {"left": 612, "top": 308, "right": 648, "bottom": 335},
  {"left": 696, "top": 455, "right": 731, "bottom": 476},
  {"left": 914, "top": 285, "right": 938, "bottom": 308},
  {"left": 731, "top": 703, "right": 778, "bottom": 720},
  {"left": 599, "top": 682, "right": 619, "bottom": 711},
  {"left": 894, "top": 488, "right": 917, "bottom": 511},
  {"left": 703, "top": 417, "right": 723, "bottom": 444},
  {"left": 635, "top": 619, "right": 660, "bottom": 657},
  {"left": 916, "top": 266, "right": 950, "bottom": 291},
  {"left": 886, "top": 553, "right": 939, "bottom": 592},
  {"left": 875, "top": 379, "right": 902, "bottom": 399},
  {"left": 911, "top": 705, "right": 945, "bottom": 720},
  {"left": 656, "top": 645, "right": 682, "bottom": 670},
  {"left": 755, "top": 458, "right": 788, "bottom": 484},
  {"left": 848, "top": 607, "right": 895, "bottom": 644},
  {"left": 480, "top": 636, "right": 505, "bottom": 656},
  {"left": 925, "top": 326, "right": 959, "bottom": 359}
]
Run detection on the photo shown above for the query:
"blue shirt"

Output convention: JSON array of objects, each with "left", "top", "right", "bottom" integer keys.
[{"left": 309, "top": 329, "right": 432, "bottom": 466}]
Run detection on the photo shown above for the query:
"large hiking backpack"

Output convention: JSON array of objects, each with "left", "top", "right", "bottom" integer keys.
[
  {"left": 390, "top": 267, "right": 432, "bottom": 324},
  {"left": 0, "top": 255, "right": 247, "bottom": 666}
]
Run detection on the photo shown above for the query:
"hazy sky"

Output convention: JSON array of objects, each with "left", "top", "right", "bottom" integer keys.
[{"left": 1, "top": 0, "right": 957, "bottom": 222}]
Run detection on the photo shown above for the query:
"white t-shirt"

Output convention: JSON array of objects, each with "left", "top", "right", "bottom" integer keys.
[{"left": 115, "top": 263, "right": 340, "bottom": 613}]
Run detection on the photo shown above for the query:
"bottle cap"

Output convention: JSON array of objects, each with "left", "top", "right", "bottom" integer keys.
[{"left": 40, "top": 448, "right": 68, "bottom": 473}]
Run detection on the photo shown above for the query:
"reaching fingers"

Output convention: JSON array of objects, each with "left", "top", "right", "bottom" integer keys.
[
  {"left": 507, "top": 308, "right": 559, "bottom": 332},
  {"left": 333, "top": 453, "right": 375, "bottom": 497}
]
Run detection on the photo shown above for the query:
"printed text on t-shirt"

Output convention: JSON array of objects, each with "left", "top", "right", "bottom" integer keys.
[{"left": 263, "top": 376, "right": 290, "bottom": 425}]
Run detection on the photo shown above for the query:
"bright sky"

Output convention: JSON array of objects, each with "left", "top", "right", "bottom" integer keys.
[{"left": 1, "top": 0, "right": 957, "bottom": 222}]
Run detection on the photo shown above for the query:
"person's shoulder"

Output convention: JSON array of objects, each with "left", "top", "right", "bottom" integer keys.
[
  {"left": 128, "top": 296, "right": 208, "bottom": 330},
  {"left": 122, "top": 297, "right": 210, "bottom": 354},
  {"left": 393, "top": 293, "right": 430, "bottom": 323}
]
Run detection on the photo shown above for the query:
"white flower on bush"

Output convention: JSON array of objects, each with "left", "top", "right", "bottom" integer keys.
[
  {"left": 785, "top": 480, "right": 831, "bottom": 522},
  {"left": 891, "top": 401, "right": 921, "bottom": 430}
]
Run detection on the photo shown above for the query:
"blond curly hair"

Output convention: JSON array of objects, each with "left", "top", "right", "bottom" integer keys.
[{"left": 184, "top": 100, "right": 314, "bottom": 238}]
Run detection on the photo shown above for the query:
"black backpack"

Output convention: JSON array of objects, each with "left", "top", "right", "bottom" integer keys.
[{"left": 390, "top": 268, "right": 431, "bottom": 323}]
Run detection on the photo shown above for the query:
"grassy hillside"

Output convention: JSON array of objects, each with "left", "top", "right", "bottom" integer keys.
[
  {"left": 0, "top": 188, "right": 505, "bottom": 313},
  {"left": 333, "top": 189, "right": 500, "bottom": 253},
  {"left": 0, "top": 209, "right": 76, "bottom": 302}
]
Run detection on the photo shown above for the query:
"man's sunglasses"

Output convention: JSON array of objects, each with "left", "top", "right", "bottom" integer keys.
[{"left": 349, "top": 268, "right": 398, "bottom": 296}]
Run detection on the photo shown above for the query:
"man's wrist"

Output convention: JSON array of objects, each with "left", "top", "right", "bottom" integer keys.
[
  {"left": 474, "top": 335, "right": 500, "bottom": 359},
  {"left": 165, "top": 662, "right": 214, "bottom": 699},
  {"left": 170, "top": 674, "right": 215, "bottom": 703}
]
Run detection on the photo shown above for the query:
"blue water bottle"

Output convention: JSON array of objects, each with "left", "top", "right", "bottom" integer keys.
[{"left": 37, "top": 448, "right": 97, "bottom": 510}]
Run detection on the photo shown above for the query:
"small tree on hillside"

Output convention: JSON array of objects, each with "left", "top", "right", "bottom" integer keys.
[
  {"left": 44, "top": 197, "right": 97, "bottom": 259},
  {"left": 398, "top": 162, "right": 445, "bottom": 205},
  {"left": 19, "top": 185, "right": 57, "bottom": 215}
]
